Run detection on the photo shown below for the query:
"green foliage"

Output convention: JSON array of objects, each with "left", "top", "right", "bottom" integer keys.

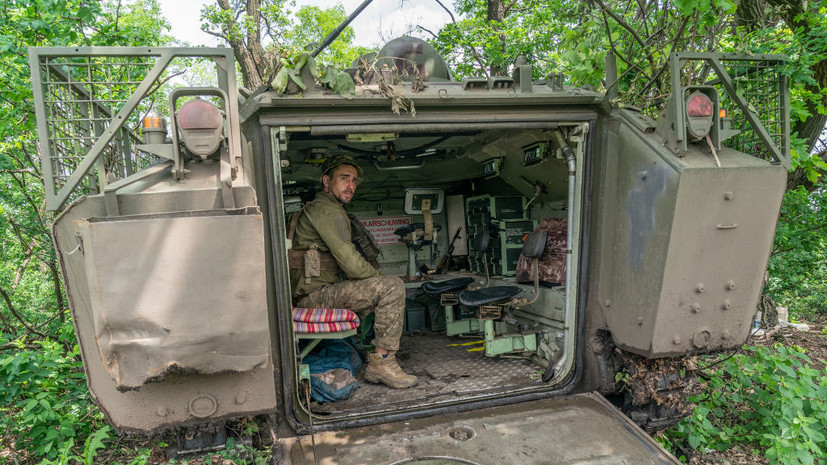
[
  {"left": 38, "top": 426, "right": 112, "bottom": 465},
  {"left": 432, "top": 0, "right": 578, "bottom": 80},
  {"left": 768, "top": 180, "right": 827, "bottom": 317},
  {"left": 207, "top": 433, "right": 272, "bottom": 465},
  {"left": 662, "top": 345, "right": 827, "bottom": 464},
  {"left": 0, "top": 1, "right": 173, "bottom": 462},
  {"left": 732, "top": 5, "right": 827, "bottom": 182},
  {"left": 673, "top": 0, "right": 736, "bottom": 16},
  {"left": 0, "top": 0, "right": 173, "bottom": 342},
  {"left": 0, "top": 331, "right": 110, "bottom": 462},
  {"left": 285, "top": 4, "right": 370, "bottom": 68},
  {"left": 614, "top": 368, "right": 630, "bottom": 383},
  {"left": 271, "top": 53, "right": 356, "bottom": 98}
]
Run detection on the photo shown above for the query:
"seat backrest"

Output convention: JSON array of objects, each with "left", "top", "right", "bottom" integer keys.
[
  {"left": 521, "top": 230, "right": 548, "bottom": 259},
  {"left": 472, "top": 229, "right": 490, "bottom": 252}
]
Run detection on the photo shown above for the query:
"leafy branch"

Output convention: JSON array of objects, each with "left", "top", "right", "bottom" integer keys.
[{"left": 271, "top": 53, "right": 355, "bottom": 98}]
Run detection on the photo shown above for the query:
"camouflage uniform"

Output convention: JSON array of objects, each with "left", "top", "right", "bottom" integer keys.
[{"left": 291, "top": 191, "right": 405, "bottom": 351}]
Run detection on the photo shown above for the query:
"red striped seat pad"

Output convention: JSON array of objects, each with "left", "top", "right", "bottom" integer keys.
[{"left": 291, "top": 307, "right": 361, "bottom": 333}]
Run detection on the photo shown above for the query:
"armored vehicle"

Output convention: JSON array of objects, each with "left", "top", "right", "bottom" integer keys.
[{"left": 29, "top": 37, "right": 789, "bottom": 463}]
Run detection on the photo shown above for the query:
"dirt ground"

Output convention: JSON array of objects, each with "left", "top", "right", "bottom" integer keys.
[{"left": 682, "top": 314, "right": 827, "bottom": 465}]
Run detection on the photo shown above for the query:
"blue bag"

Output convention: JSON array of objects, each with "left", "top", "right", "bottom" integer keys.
[{"left": 303, "top": 339, "right": 362, "bottom": 403}]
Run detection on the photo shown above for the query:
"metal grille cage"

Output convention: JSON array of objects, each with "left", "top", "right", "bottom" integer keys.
[
  {"left": 29, "top": 48, "right": 236, "bottom": 211},
  {"left": 637, "top": 53, "right": 790, "bottom": 168},
  {"left": 715, "top": 59, "right": 787, "bottom": 161},
  {"left": 38, "top": 55, "right": 158, "bottom": 203}
]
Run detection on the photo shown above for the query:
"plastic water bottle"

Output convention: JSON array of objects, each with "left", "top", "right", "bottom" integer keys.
[
  {"left": 750, "top": 311, "right": 764, "bottom": 337},
  {"left": 752, "top": 310, "right": 762, "bottom": 330}
]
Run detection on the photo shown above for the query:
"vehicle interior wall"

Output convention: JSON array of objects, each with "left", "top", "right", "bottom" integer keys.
[{"left": 273, "top": 123, "right": 587, "bottom": 424}]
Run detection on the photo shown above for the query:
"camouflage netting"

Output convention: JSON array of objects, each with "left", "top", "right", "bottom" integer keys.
[{"left": 515, "top": 218, "right": 567, "bottom": 285}]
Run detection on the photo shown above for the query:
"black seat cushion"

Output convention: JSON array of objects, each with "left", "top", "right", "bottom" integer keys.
[
  {"left": 421, "top": 277, "right": 475, "bottom": 295},
  {"left": 459, "top": 286, "right": 522, "bottom": 306}
]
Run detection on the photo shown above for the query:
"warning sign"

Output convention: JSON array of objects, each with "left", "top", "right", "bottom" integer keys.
[{"left": 358, "top": 216, "right": 412, "bottom": 246}]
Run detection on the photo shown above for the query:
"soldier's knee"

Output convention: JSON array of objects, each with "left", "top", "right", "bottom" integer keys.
[{"left": 373, "top": 275, "right": 404, "bottom": 299}]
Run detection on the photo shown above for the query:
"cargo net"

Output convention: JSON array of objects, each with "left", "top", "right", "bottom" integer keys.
[
  {"left": 638, "top": 56, "right": 787, "bottom": 164},
  {"left": 36, "top": 55, "right": 162, "bottom": 205}
]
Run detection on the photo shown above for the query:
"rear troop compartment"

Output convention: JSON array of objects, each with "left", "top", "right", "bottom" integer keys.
[{"left": 250, "top": 94, "right": 595, "bottom": 427}]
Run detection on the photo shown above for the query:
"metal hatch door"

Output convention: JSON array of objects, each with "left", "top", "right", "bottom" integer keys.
[{"left": 281, "top": 393, "right": 680, "bottom": 464}]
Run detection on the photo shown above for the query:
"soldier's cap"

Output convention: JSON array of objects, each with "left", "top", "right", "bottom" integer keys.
[{"left": 320, "top": 155, "right": 364, "bottom": 184}]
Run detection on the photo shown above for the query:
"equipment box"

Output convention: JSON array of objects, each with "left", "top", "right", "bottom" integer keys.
[{"left": 404, "top": 300, "right": 427, "bottom": 332}]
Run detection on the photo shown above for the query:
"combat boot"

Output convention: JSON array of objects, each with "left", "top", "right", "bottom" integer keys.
[{"left": 364, "top": 352, "right": 418, "bottom": 389}]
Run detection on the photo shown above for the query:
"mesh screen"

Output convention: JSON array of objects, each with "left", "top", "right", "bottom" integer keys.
[
  {"left": 37, "top": 55, "right": 161, "bottom": 203},
  {"left": 636, "top": 56, "right": 787, "bottom": 164},
  {"left": 710, "top": 59, "right": 785, "bottom": 163}
]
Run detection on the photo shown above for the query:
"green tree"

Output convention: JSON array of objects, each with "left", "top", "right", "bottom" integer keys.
[
  {"left": 201, "top": 0, "right": 368, "bottom": 89},
  {"left": 429, "top": 0, "right": 827, "bottom": 184},
  {"left": 286, "top": 4, "right": 370, "bottom": 67},
  {"left": 428, "top": 0, "right": 579, "bottom": 79},
  {"left": 201, "top": 0, "right": 291, "bottom": 90},
  {"left": 767, "top": 179, "right": 827, "bottom": 316}
]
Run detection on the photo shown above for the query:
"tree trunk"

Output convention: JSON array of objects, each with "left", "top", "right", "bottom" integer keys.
[
  {"left": 215, "top": 0, "right": 271, "bottom": 90},
  {"left": 47, "top": 261, "right": 66, "bottom": 323},
  {"left": 488, "top": 0, "right": 507, "bottom": 76},
  {"left": 735, "top": 0, "right": 769, "bottom": 31}
]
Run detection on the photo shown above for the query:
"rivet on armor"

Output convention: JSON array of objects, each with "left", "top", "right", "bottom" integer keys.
[
  {"left": 695, "top": 283, "right": 705, "bottom": 293},
  {"left": 234, "top": 394, "right": 246, "bottom": 405},
  {"left": 693, "top": 330, "right": 711, "bottom": 348},
  {"left": 640, "top": 171, "right": 648, "bottom": 180},
  {"left": 605, "top": 299, "right": 612, "bottom": 307},
  {"left": 672, "top": 336, "right": 682, "bottom": 345},
  {"left": 726, "top": 280, "right": 736, "bottom": 290},
  {"left": 724, "top": 192, "right": 734, "bottom": 200},
  {"left": 722, "top": 330, "right": 731, "bottom": 340},
  {"left": 691, "top": 303, "right": 701, "bottom": 314},
  {"left": 156, "top": 407, "right": 169, "bottom": 417},
  {"left": 637, "top": 317, "right": 643, "bottom": 326},
  {"left": 721, "top": 300, "right": 731, "bottom": 310},
  {"left": 189, "top": 394, "right": 218, "bottom": 418}
]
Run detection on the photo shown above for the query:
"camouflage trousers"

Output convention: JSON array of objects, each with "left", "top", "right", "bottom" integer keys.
[{"left": 295, "top": 275, "right": 405, "bottom": 351}]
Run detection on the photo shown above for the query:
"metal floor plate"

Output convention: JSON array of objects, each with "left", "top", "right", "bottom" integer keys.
[
  {"left": 311, "top": 331, "right": 541, "bottom": 414},
  {"left": 291, "top": 393, "right": 681, "bottom": 464}
]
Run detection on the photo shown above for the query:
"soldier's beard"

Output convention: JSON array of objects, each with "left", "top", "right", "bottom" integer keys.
[
  {"left": 327, "top": 187, "right": 353, "bottom": 204},
  {"left": 338, "top": 191, "right": 353, "bottom": 204}
]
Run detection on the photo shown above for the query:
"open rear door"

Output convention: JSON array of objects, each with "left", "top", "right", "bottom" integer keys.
[{"left": 282, "top": 393, "right": 680, "bottom": 464}]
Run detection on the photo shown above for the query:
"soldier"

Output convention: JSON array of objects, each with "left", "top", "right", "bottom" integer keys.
[{"left": 289, "top": 155, "right": 418, "bottom": 389}]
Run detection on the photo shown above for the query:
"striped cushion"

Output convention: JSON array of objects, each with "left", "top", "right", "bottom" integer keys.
[{"left": 292, "top": 308, "right": 360, "bottom": 334}]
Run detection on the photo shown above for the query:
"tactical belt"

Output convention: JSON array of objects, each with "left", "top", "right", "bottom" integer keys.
[{"left": 288, "top": 249, "right": 339, "bottom": 271}]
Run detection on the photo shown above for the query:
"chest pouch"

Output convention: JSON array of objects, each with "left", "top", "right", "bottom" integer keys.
[{"left": 305, "top": 244, "right": 321, "bottom": 284}]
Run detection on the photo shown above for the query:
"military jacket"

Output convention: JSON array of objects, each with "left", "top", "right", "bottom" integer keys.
[{"left": 290, "top": 191, "right": 380, "bottom": 298}]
